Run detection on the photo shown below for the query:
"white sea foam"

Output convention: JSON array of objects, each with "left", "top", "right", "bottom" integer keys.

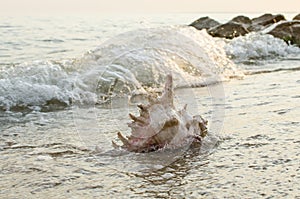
[
  {"left": 0, "top": 61, "right": 98, "bottom": 110},
  {"left": 225, "top": 32, "right": 300, "bottom": 63},
  {"left": 80, "top": 26, "right": 242, "bottom": 92},
  {"left": 0, "top": 26, "right": 243, "bottom": 111}
]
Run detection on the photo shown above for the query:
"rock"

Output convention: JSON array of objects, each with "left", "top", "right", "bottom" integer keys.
[
  {"left": 250, "top": 13, "right": 286, "bottom": 31},
  {"left": 293, "top": 14, "right": 300, "bottom": 20},
  {"left": 252, "top": 13, "right": 286, "bottom": 26},
  {"left": 189, "top": 16, "right": 220, "bottom": 30},
  {"left": 229, "top": 15, "right": 252, "bottom": 27},
  {"left": 208, "top": 22, "right": 249, "bottom": 39},
  {"left": 267, "top": 21, "right": 300, "bottom": 46},
  {"left": 188, "top": 14, "right": 300, "bottom": 47}
]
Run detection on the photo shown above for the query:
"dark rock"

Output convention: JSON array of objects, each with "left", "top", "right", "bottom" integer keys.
[
  {"left": 267, "top": 21, "right": 300, "bottom": 46},
  {"left": 252, "top": 13, "right": 286, "bottom": 26},
  {"left": 208, "top": 22, "right": 249, "bottom": 39},
  {"left": 229, "top": 15, "right": 252, "bottom": 27},
  {"left": 189, "top": 16, "right": 220, "bottom": 30},
  {"left": 250, "top": 13, "right": 286, "bottom": 31},
  {"left": 293, "top": 14, "right": 300, "bottom": 20}
]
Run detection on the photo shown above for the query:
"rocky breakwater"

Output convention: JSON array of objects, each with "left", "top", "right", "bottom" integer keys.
[{"left": 190, "top": 13, "right": 300, "bottom": 47}]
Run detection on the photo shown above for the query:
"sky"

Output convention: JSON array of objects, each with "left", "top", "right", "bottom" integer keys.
[{"left": 0, "top": 0, "right": 299, "bottom": 15}]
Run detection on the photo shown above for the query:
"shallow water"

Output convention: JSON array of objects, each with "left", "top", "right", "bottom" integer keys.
[
  {"left": 1, "top": 67, "right": 299, "bottom": 198},
  {"left": 1, "top": 13, "right": 300, "bottom": 198}
]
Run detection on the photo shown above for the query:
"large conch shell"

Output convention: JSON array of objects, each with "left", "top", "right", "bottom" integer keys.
[{"left": 112, "top": 74, "right": 208, "bottom": 153}]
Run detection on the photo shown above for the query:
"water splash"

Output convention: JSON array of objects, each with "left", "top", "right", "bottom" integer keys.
[
  {"left": 0, "top": 26, "right": 243, "bottom": 112},
  {"left": 225, "top": 32, "right": 300, "bottom": 64}
]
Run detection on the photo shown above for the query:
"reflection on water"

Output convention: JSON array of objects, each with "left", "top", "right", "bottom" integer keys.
[{"left": 1, "top": 70, "right": 300, "bottom": 198}]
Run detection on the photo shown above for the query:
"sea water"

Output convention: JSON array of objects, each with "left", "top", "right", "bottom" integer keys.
[{"left": 0, "top": 13, "right": 300, "bottom": 198}]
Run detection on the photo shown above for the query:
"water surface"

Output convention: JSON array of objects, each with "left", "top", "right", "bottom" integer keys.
[{"left": 0, "top": 13, "right": 300, "bottom": 198}]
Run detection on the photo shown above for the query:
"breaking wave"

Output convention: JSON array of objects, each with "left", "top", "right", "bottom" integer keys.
[
  {"left": 225, "top": 32, "right": 300, "bottom": 64},
  {"left": 1, "top": 25, "right": 300, "bottom": 113},
  {"left": 0, "top": 26, "right": 242, "bottom": 112}
]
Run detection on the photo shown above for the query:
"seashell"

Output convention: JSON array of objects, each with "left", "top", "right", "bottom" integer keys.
[{"left": 112, "top": 74, "right": 208, "bottom": 153}]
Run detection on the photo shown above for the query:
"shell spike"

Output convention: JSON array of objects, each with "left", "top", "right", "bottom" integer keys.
[
  {"left": 112, "top": 74, "right": 208, "bottom": 153},
  {"left": 137, "top": 104, "right": 148, "bottom": 111},
  {"left": 112, "top": 140, "right": 120, "bottom": 148},
  {"left": 129, "top": 113, "right": 147, "bottom": 124},
  {"left": 117, "top": 132, "right": 130, "bottom": 146},
  {"left": 183, "top": 104, "right": 187, "bottom": 110},
  {"left": 160, "top": 74, "right": 174, "bottom": 106}
]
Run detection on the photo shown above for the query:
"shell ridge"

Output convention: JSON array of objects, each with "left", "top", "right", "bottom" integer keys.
[{"left": 113, "top": 74, "right": 208, "bottom": 153}]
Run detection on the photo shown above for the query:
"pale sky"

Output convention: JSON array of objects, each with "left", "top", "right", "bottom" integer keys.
[{"left": 0, "top": 0, "right": 299, "bottom": 15}]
